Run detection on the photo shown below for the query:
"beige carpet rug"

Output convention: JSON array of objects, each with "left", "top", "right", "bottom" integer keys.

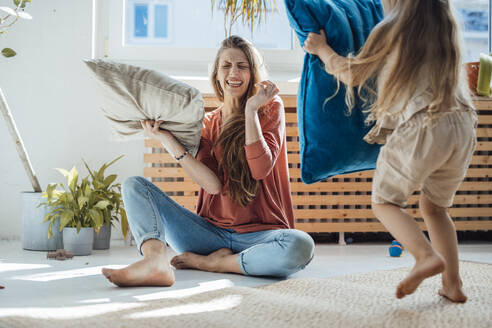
[{"left": 1, "top": 261, "right": 491, "bottom": 328}]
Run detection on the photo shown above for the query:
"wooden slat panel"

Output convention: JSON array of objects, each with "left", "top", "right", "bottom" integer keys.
[
  {"left": 288, "top": 168, "right": 492, "bottom": 179},
  {"left": 143, "top": 96, "right": 492, "bottom": 234},
  {"left": 293, "top": 207, "right": 492, "bottom": 219},
  {"left": 144, "top": 167, "right": 187, "bottom": 178},
  {"left": 144, "top": 153, "right": 177, "bottom": 163},
  {"left": 146, "top": 139, "right": 492, "bottom": 153},
  {"left": 478, "top": 115, "right": 492, "bottom": 125},
  {"left": 288, "top": 170, "right": 374, "bottom": 179},
  {"left": 286, "top": 153, "right": 492, "bottom": 165},
  {"left": 285, "top": 112, "right": 297, "bottom": 122},
  {"left": 473, "top": 97, "right": 492, "bottom": 110},
  {"left": 476, "top": 141, "right": 492, "bottom": 151},
  {"left": 471, "top": 156, "right": 492, "bottom": 165},
  {"left": 296, "top": 220, "right": 492, "bottom": 233},
  {"left": 286, "top": 126, "right": 298, "bottom": 136},
  {"left": 289, "top": 181, "right": 492, "bottom": 192},
  {"left": 167, "top": 194, "right": 492, "bottom": 207},
  {"left": 477, "top": 128, "right": 492, "bottom": 138},
  {"left": 154, "top": 182, "right": 200, "bottom": 192}
]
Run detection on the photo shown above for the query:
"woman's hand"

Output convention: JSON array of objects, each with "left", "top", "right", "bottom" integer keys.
[
  {"left": 245, "top": 80, "right": 279, "bottom": 113},
  {"left": 303, "top": 29, "right": 333, "bottom": 57},
  {"left": 141, "top": 120, "right": 173, "bottom": 143}
]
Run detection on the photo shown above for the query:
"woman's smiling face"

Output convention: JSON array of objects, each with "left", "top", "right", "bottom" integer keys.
[{"left": 216, "top": 47, "right": 252, "bottom": 100}]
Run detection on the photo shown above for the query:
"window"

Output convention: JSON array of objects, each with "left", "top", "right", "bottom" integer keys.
[
  {"left": 93, "top": 0, "right": 491, "bottom": 80},
  {"left": 125, "top": 0, "right": 172, "bottom": 44},
  {"left": 95, "top": 0, "right": 303, "bottom": 79},
  {"left": 452, "top": 0, "right": 490, "bottom": 62}
]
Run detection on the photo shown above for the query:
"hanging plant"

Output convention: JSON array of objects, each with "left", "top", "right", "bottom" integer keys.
[
  {"left": 211, "top": 0, "right": 277, "bottom": 37},
  {"left": 0, "top": 0, "right": 33, "bottom": 58}
]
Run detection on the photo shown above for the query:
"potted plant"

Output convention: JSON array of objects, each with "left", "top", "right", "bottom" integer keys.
[
  {"left": 40, "top": 156, "right": 129, "bottom": 256},
  {"left": 0, "top": 0, "right": 60, "bottom": 250},
  {"left": 82, "top": 156, "right": 128, "bottom": 250},
  {"left": 211, "top": 0, "right": 276, "bottom": 37}
]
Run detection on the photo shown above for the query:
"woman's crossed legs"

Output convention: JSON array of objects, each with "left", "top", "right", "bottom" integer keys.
[{"left": 102, "top": 177, "right": 314, "bottom": 287}]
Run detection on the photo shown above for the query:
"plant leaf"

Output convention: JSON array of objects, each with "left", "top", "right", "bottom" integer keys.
[
  {"left": 55, "top": 168, "right": 70, "bottom": 180},
  {"left": 47, "top": 220, "right": 54, "bottom": 239},
  {"left": 82, "top": 159, "right": 95, "bottom": 180},
  {"left": 78, "top": 196, "right": 89, "bottom": 209},
  {"left": 1, "top": 48, "right": 16, "bottom": 58},
  {"left": 68, "top": 167, "right": 79, "bottom": 193},
  {"left": 60, "top": 210, "right": 74, "bottom": 229},
  {"left": 89, "top": 208, "right": 104, "bottom": 228},
  {"left": 17, "top": 11, "right": 31, "bottom": 19},
  {"left": 95, "top": 200, "right": 110, "bottom": 209},
  {"left": 120, "top": 208, "right": 129, "bottom": 239},
  {"left": 0, "top": 6, "right": 16, "bottom": 16},
  {"left": 14, "top": 0, "right": 32, "bottom": 8},
  {"left": 45, "top": 183, "right": 57, "bottom": 200},
  {"left": 103, "top": 174, "right": 117, "bottom": 188}
]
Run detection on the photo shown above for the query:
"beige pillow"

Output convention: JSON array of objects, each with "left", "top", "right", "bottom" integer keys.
[{"left": 85, "top": 59, "right": 204, "bottom": 157}]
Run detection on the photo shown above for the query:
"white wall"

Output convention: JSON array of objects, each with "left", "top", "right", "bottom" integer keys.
[{"left": 0, "top": 0, "right": 143, "bottom": 240}]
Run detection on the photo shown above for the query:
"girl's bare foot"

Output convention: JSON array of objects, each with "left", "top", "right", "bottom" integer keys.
[
  {"left": 171, "top": 248, "right": 233, "bottom": 273},
  {"left": 438, "top": 278, "right": 467, "bottom": 303},
  {"left": 102, "top": 255, "right": 175, "bottom": 287},
  {"left": 396, "top": 253, "right": 445, "bottom": 299}
]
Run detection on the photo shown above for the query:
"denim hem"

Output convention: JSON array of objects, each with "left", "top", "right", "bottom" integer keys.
[
  {"left": 237, "top": 252, "right": 250, "bottom": 276},
  {"left": 138, "top": 233, "right": 166, "bottom": 256}
]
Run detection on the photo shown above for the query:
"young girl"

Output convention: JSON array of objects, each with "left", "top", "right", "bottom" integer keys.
[
  {"left": 102, "top": 36, "right": 314, "bottom": 287},
  {"left": 303, "top": 0, "right": 476, "bottom": 302}
]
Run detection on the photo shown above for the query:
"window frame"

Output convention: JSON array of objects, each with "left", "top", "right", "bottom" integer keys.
[
  {"left": 92, "top": 0, "right": 492, "bottom": 81},
  {"left": 92, "top": 0, "right": 304, "bottom": 79},
  {"left": 124, "top": 0, "right": 173, "bottom": 45}
]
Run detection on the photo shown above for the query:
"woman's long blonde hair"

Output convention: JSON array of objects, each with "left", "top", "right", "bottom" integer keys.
[
  {"left": 210, "top": 36, "right": 267, "bottom": 207},
  {"left": 333, "top": 0, "right": 463, "bottom": 120}
]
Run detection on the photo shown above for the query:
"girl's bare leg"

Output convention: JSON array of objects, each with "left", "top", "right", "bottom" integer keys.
[
  {"left": 372, "top": 202, "right": 445, "bottom": 299},
  {"left": 420, "top": 194, "right": 467, "bottom": 302}
]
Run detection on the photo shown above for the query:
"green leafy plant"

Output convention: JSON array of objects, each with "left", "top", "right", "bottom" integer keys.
[
  {"left": 40, "top": 155, "right": 129, "bottom": 239},
  {"left": 1, "top": 0, "right": 33, "bottom": 58},
  {"left": 211, "top": 0, "right": 277, "bottom": 37}
]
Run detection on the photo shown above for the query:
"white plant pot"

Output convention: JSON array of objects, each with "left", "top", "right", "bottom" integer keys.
[
  {"left": 63, "top": 227, "right": 94, "bottom": 256},
  {"left": 21, "top": 192, "right": 63, "bottom": 251}
]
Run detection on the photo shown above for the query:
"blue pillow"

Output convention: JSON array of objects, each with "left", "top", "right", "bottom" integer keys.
[{"left": 284, "top": 0, "right": 384, "bottom": 184}]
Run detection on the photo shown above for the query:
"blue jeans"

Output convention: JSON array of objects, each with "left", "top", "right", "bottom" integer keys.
[{"left": 122, "top": 176, "right": 315, "bottom": 277}]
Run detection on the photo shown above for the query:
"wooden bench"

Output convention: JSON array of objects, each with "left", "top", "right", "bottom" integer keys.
[{"left": 144, "top": 95, "right": 492, "bottom": 233}]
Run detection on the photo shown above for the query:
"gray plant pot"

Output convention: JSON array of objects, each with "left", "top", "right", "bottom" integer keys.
[
  {"left": 21, "top": 192, "right": 63, "bottom": 251},
  {"left": 93, "top": 223, "right": 111, "bottom": 250},
  {"left": 63, "top": 227, "right": 94, "bottom": 256}
]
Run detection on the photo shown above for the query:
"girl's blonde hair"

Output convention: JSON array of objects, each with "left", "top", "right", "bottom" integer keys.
[
  {"left": 210, "top": 35, "right": 267, "bottom": 207},
  {"left": 332, "top": 0, "right": 463, "bottom": 121}
]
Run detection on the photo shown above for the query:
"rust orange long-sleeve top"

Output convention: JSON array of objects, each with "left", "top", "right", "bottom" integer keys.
[{"left": 195, "top": 96, "right": 295, "bottom": 233}]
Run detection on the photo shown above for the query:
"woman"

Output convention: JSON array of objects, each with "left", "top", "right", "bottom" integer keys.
[{"left": 102, "top": 36, "right": 314, "bottom": 287}]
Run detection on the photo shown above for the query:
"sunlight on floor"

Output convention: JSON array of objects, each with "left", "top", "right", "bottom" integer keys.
[
  {"left": 11, "top": 265, "right": 125, "bottom": 282},
  {"left": 0, "top": 303, "right": 143, "bottom": 319},
  {"left": 134, "top": 279, "right": 235, "bottom": 301},
  {"left": 0, "top": 262, "right": 51, "bottom": 273},
  {"left": 78, "top": 298, "right": 111, "bottom": 304},
  {"left": 126, "top": 295, "right": 243, "bottom": 318}
]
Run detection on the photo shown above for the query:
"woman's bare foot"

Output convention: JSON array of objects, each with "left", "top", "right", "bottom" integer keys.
[
  {"left": 438, "top": 278, "right": 467, "bottom": 303},
  {"left": 396, "top": 253, "right": 445, "bottom": 299},
  {"left": 102, "top": 255, "right": 175, "bottom": 287},
  {"left": 171, "top": 248, "right": 234, "bottom": 273}
]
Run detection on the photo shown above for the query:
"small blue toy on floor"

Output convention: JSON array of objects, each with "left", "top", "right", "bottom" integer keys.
[{"left": 389, "top": 240, "right": 404, "bottom": 257}]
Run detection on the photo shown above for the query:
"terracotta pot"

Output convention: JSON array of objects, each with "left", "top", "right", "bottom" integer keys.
[{"left": 465, "top": 61, "right": 480, "bottom": 95}]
